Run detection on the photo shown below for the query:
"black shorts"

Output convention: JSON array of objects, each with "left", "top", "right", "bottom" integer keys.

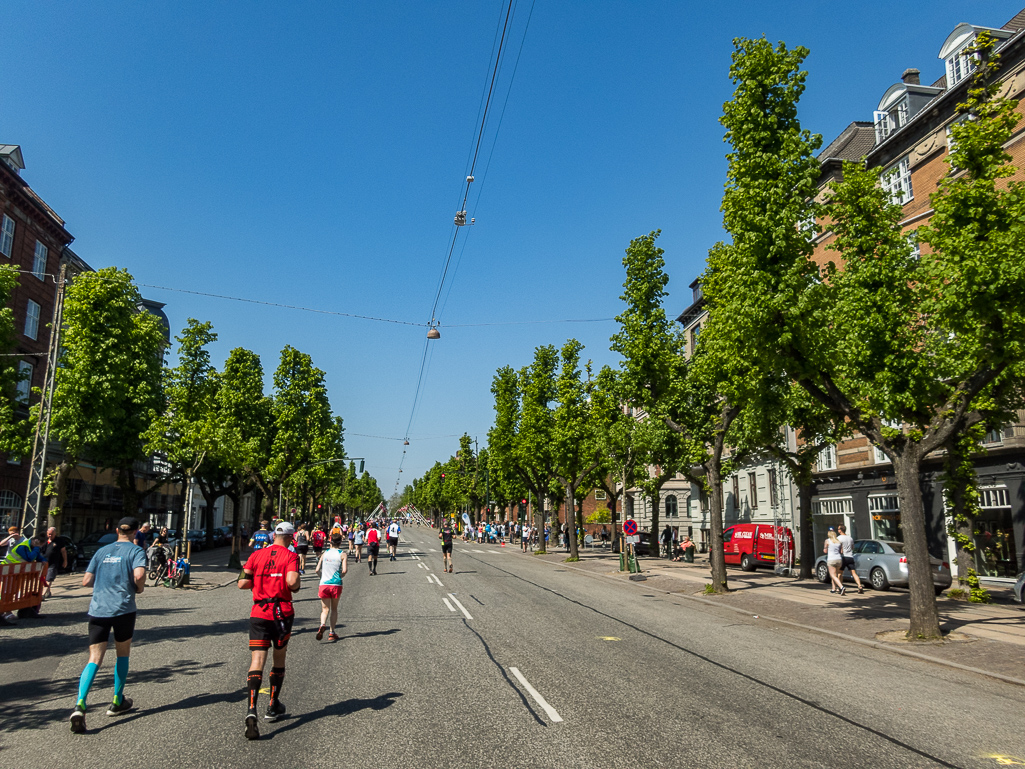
[
  {"left": 249, "top": 615, "right": 294, "bottom": 650},
  {"left": 312, "top": 546, "right": 323, "bottom": 555},
  {"left": 442, "top": 543, "right": 453, "bottom": 554},
  {"left": 367, "top": 543, "right": 380, "bottom": 557},
  {"left": 297, "top": 545, "right": 309, "bottom": 555},
  {"left": 46, "top": 564, "right": 58, "bottom": 583},
  {"left": 88, "top": 613, "right": 137, "bottom": 645},
  {"left": 387, "top": 537, "right": 398, "bottom": 547}
]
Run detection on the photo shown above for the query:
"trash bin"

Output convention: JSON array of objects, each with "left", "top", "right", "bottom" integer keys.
[{"left": 684, "top": 546, "right": 695, "bottom": 563}]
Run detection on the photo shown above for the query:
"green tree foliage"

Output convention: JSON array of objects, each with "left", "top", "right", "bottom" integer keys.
[
  {"left": 0, "top": 265, "right": 31, "bottom": 462},
  {"left": 50, "top": 268, "right": 166, "bottom": 517}
]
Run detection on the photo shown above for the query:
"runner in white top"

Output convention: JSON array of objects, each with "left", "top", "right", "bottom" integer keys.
[
  {"left": 314, "top": 534, "right": 347, "bottom": 642},
  {"left": 386, "top": 521, "right": 400, "bottom": 561},
  {"left": 353, "top": 526, "right": 364, "bottom": 563}
]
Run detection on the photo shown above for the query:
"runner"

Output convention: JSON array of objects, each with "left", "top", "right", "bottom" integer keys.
[
  {"left": 310, "top": 525, "right": 326, "bottom": 561},
  {"left": 294, "top": 524, "right": 310, "bottom": 573},
  {"left": 248, "top": 520, "right": 272, "bottom": 552},
  {"left": 365, "top": 522, "right": 381, "bottom": 575},
  {"left": 314, "top": 532, "right": 347, "bottom": 642},
  {"left": 353, "top": 524, "right": 364, "bottom": 563},
  {"left": 521, "top": 523, "right": 530, "bottom": 552},
  {"left": 69, "top": 517, "right": 147, "bottom": 734},
  {"left": 439, "top": 519, "right": 454, "bottom": 573},
  {"left": 238, "top": 521, "right": 300, "bottom": 741},
  {"left": 386, "top": 519, "right": 400, "bottom": 561}
]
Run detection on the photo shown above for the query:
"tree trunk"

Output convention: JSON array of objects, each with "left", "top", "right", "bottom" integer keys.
[
  {"left": 118, "top": 466, "right": 141, "bottom": 517},
  {"left": 707, "top": 457, "right": 729, "bottom": 593},
  {"left": 566, "top": 483, "right": 579, "bottom": 559},
  {"left": 44, "top": 460, "right": 72, "bottom": 535},
  {"left": 797, "top": 478, "right": 815, "bottom": 580},
  {"left": 648, "top": 490, "right": 660, "bottom": 560},
  {"left": 576, "top": 497, "right": 584, "bottom": 547},
  {"left": 228, "top": 478, "right": 242, "bottom": 569},
  {"left": 609, "top": 491, "right": 620, "bottom": 554},
  {"left": 893, "top": 449, "right": 943, "bottom": 640}
]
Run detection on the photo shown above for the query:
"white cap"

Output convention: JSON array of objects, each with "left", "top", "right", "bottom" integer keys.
[{"left": 275, "top": 522, "right": 295, "bottom": 536}]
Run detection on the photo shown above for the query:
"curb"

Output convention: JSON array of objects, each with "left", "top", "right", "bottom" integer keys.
[{"left": 502, "top": 544, "right": 1025, "bottom": 689}]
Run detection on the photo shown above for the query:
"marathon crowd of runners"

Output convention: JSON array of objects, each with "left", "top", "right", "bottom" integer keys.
[{"left": 4, "top": 510, "right": 600, "bottom": 740}]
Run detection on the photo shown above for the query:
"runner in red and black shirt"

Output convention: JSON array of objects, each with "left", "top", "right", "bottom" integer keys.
[
  {"left": 365, "top": 523, "right": 381, "bottom": 576},
  {"left": 439, "top": 520, "right": 454, "bottom": 573},
  {"left": 238, "top": 522, "right": 300, "bottom": 740}
]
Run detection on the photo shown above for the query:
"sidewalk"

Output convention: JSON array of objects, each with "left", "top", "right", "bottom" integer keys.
[{"left": 524, "top": 543, "right": 1025, "bottom": 685}]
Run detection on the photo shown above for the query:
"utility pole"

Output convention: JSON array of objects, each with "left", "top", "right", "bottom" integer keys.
[{"left": 21, "top": 264, "right": 68, "bottom": 539}]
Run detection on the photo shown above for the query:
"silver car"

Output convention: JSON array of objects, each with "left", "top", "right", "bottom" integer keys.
[{"left": 815, "top": 539, "right": 952, "bottom": 595}]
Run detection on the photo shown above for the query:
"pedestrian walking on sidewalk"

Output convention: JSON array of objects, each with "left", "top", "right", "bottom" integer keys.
[
  {"left": 824, "top": 527, "right": 845, "bottom": 595},
  {"left": 661, "top": 525, "right": 673, "bottom": 559},
  {"left": 41, "top": 527, "right": 68, "bottom": 599},
  {"left": 315, "top": 533, "right": 347, "bottom": 642},
  {"left": 836, "top": 524, "right": 864, "bottom": 594},
  {"left": 69, "top": 517, "right": 147, "bottom": 733},
  {"left": 238, "top": 521, "right": 301, "bottom": 740}
]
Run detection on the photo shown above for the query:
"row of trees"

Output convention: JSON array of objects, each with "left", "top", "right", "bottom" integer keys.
[
  {"left": 404, "top": 34, "right": 1025, "bottom": 640},
  {"left": 4, "top": 267, "right": 382, "bottom": 549}
]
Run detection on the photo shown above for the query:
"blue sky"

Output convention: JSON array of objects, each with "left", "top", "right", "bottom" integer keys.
[{"left": 2, "top": 0, "right": 1021, "bottom": 496}]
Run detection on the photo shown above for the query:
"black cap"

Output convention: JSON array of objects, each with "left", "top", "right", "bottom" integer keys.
[{"left": 118, "top": 516, "right": 141, "bottom": 531}]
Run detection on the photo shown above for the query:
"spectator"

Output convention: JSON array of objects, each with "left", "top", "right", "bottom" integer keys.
[{"left": 41, "top": 527, "right": 68, "bottom": 599}]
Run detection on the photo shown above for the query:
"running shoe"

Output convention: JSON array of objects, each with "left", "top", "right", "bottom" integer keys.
[
  {"left": 328, "top": 631, "right": 339, "bottom": 642},
  {"left": 245, "top": 712, "right": 260, "bottom": 740},
  {"left": 264, "top": 700, "right": 287, "bottom": 721},
  {"left": 839, "top": 586, "right": 846, "bottom": 596},
  {"left": 106, "top": 697, "right": 134, "bottom": 716},
  {"left": 316, "top": 624, "right": 327, "bottom": 640},
  {"left": 70, "top": 704, "right": 87, "bottom": 734}
]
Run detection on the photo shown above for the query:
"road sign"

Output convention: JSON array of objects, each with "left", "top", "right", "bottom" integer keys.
[
  {"left": 622, "top": 519, "right": 638, "bottom": 536},
  {"left": 626, "top": 535, "right": 640, "bottom": 545}
]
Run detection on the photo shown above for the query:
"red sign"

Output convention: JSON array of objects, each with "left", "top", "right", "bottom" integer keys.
[{"left": 622, "top": 519, "right": 638, "bottom": 536}]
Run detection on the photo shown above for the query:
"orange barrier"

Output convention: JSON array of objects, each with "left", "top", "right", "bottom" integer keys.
[{"left": 0, "top": 561, "right": 45, "bottom": 614}]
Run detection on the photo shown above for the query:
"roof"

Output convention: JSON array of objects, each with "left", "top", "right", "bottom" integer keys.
[
  {"left": 0, "top": 145, "right": 25, "bottom": 172},
  {"left": 1005, "top": 9, "right": 1025, "bottom": 31},
  {"left": 817, "top": 122, "right": 875, "bottom": 161}
]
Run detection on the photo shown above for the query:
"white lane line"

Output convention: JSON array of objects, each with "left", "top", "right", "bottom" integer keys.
[
  {"left": 417, "top": 562, "right": 425, "bottom": 570},
  {"left": 447, "top": 593, "right": 473, "bottom": 620},
  {"left": 424, "top": 563, "right": 432, "bottom": 571},
  {"left": 429, "top": 548, "right": 437, "bottom": 552},
  {"left": 426, "top": 575, "right": 434, "bottom": 584},
  {"left": 442, "top": 597, "right": 456, "bottom": 612},
  {"left": 509, "top": 667, "right": 563, "bottom": 723},
  {"left": 432, "top": 574, "right": 445, "bottom": 587}
]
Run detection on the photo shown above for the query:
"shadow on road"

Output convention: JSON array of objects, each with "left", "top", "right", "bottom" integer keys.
[
  {"left": 346, "top": 628, "right": 400, "bottom": 639},
  {"left": 263, "top": 691, "right": 404, "bottom": 738}
]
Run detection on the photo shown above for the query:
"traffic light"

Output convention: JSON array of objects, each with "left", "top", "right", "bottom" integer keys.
[
  {"left": 441, "top": 473, "right": 446, "bottom": 479},
  {"left": 359, "top": 460, "right": 365, "bottom": 473},
  {"left": 317, "top": 504, "right": 322, "bottom": 510}
]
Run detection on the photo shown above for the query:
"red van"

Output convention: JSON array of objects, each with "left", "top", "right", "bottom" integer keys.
[{"left": 722, "top": 523, "right": 794, "bottom": 571}]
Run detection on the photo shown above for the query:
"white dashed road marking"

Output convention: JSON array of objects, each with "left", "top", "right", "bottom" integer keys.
[
  {"left": 509, "top": 667, "right": 563, "bottom": 723},
  {"left": 446, "top": 593, "right": 473, "bottom": 620},
  {"left": 442, "top": 597, "right": 456, "bottom": 612}
]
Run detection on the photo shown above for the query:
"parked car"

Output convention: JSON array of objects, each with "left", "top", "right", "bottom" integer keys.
[
  {"left": 76, "top": 530, "right": 117, "bottom": 565},
  {"left": 815, "top": 539, "right": 952, "bottom": 595},
  {"left": 722, "top": 523, "right": 794, "bottom": 572},
  {"left": 186, "top": 529, "right": 206, "bottom": 551},
  {"left": 214, "top": 526, "right": 233, "bottom": 547}
]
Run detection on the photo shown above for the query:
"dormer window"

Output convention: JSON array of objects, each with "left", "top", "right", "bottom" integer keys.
[
  {"left": 939, "top": 23, "right": 1013, "bottom": 87},
  {"left": 873, "top": 80, "right": 944, "bottom": 146},
  {"left": 874, "top": 97, "right": 909, "bottom": 143}
]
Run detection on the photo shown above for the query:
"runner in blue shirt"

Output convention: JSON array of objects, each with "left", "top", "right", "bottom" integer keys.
[
  {"left": 248, "top": 521, "right": 272, "bottom": 551},
  {"left": 70, "top": 517, "right": 147, "bottom": 733}
]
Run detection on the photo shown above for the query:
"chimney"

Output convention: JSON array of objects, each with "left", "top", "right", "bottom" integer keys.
[{"left": 901, "top": 68, "right": 921, "bottom": 85}]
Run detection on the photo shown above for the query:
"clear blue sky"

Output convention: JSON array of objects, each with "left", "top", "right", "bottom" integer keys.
[{"left": 2, "top": 1, "right": 1021, "bottom": 496}]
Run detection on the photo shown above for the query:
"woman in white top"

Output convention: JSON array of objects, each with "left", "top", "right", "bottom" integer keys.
[
  {"left": 314, "top": 533, "right": 347, "bottom": 642},
  {"left": 824, "top": 527, "right": 845, "bottom": 595},
  {"left": 353, "top": 525, "right": 364, "bottom": 563}
]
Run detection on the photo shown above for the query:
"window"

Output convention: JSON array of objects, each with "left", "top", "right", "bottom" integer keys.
[
  {"left": 768, "top": 468, "right": 778, "bottom": 508},
  {"left": 814, "top": 497, "right": 854, "bottom": 516},
  {"left": 665, "top": 494, "right": 678, "bottom": 517},
  {"left": 906, "top": 230, "right": 920, "bottom": 260},
  {"left": 947, "top": 42, "right": 976, "bottom": 86},
  {"left": 817, "top": 445, "right": 837, "bottom": 472},
  {"left": 979, "top": 487, "right": 1010, "bottom": 509},
  {"left": 874, "top": 445, "right": 889, "bottom": 464},
  {"left": 32, "top": 241, "right": 47, "bottom": 280},
  {"left": 594, "top": 489, "right": 607, "bottom": 501},
  {"left": 873, "top": 99, "right": 910, "bottom": 144},
  {"left": 882, "top": 156, "right": 913, "bottom": 205},
  {"left": 748, "top": 472, "right": 758, "bottom": 509},
  {"left": 869, "top": 494, "right": 901, "bottom": 540},
  {"left": 24, "top": 299, "right": 40, "bottom": 340},
  {"left": 982, "top": 427, "right": 1006, "bottom": 446},
  {"left": 15, "top": 361, "right": 32, "bottom": 403},
  {"left": 0, "top": 489, "right": 22, "bottom": 528},
  {"left": 722, "top": 528, "right": 733, "bottom": 544},
  {"left": 0, "top": 214, "right": 13, "bottom": 258}
]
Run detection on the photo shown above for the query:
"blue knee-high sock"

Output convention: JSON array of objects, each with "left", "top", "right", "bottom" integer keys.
[
  {"left": 77, "top": 662, "right": 99, "bottom": 707},
  {"left": 113, "top": 657, "right": 129, "bottom": 704}
]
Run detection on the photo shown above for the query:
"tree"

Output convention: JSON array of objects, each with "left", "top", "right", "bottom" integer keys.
[
  {"left": 50, "top": 268, "right": 166, "bottom": 519},
  {"left": 551, "top": 340, "right": 601, "bottom": 560},
  {"left": 0, "top": 265, "right": 32, "bottom": 463},
  {"left": 145, "top": 319, "right": 219, "bottom": 542},
  {"left": 610, "top": 231, "right": 689, "bottom": 559}
]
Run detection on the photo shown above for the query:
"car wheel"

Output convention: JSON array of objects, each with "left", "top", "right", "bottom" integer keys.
[
  {"left": 740, "top": 553, "right": 755, "bottom": 572},
  {"left": 816, "top": 562, "right": 829, "bottom": 583},
  {"left": 934, "top": 585, "right": 946, "bottom": 596},
  {"left": 871, "top": 567, "right": 890, "bottom": 591}
]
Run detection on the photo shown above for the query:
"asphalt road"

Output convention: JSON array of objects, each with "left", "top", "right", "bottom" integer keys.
[{"left": 2, "top": 528, "right": 1024, "bottom": 769}]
